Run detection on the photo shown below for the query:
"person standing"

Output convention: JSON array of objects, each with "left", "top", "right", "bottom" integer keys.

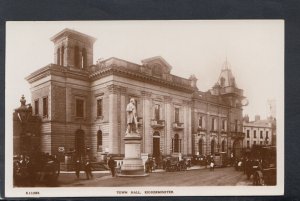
[
  {"left": 75, "top": 160, "right": 81, "bottom": 179},
  {"left": 210, "top": 159, "right": 215, "bottom": 171},
  {"left": 85, "top": 161, "right": 93, "bottom": 180},
  {"left": 108, "top": 157, "right": 116, "bottom": 177}
]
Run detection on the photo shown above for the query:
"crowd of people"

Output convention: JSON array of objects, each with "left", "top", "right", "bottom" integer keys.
[{"left": 13, "top": 152, "right": 59, "bottom": 187}]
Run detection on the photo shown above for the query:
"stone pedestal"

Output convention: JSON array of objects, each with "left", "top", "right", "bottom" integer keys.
[{"left": 119, "top": 133, "right": 148, "bottom": 177}]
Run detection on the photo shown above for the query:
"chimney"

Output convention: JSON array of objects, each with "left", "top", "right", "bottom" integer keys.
[{"left": 255, "top": 115, "right": 260, "bottom": 122}]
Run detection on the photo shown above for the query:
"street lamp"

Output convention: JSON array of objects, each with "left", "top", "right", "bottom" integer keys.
[{"left": 15, "top": 95, "right": 32, "bottom": 155}]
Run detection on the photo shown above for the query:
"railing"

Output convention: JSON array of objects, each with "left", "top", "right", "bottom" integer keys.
[
  {"left": 173, "top": 122, "right": 184, "bottom": 130},
  {"left": 197, "top": 126, "right": 206, "bottom": 131},
  {"left": 150, "top": 119, "right": 165, "bottom": 129}
]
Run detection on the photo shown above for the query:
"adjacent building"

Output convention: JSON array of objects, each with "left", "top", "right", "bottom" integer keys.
[
  {"left": 20, "top": 28, "right": 246, "bottom": 161},
  {"left": 243, "top": 115, "right": 275, "bottom": 148}
]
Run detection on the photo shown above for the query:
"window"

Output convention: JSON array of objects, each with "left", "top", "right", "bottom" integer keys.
[
  {"left": 97, "top": 99, "right": 103, "bottom": 117},
  {"left": 74, "top": 46, "right": 80, "bottom": 67},
  {"left": 220, "top": 77, "right": 225, "bottom": 87},
  {"left": 175, "top": 108, "right": 179, "bottom": 123},
  {"left": 82, "top": 48, "right": 87, "bottom": 68},
  {"left": 211, "top": 118, "right": 215, "bottom": 130},
  {"left": 198, "top": 139, "right": 203, "bottom": 155},
  {"left": 34, "top": 99, "right": 39, "bottom": 115},
  {"left": 97, "top": 130, "right": 102, "bottom": 152},
  {"left": 247, "top": 141, "right": 250, "bottom": 148},
  {"left": 57, "top": 47, "right": 61, "bottom": 65},
  {"left": 76, "top": 99, "right": 84, "bottom": 118},
  {"left": 222, "top": 119, "right": 225, "bottom": 130},
  {"left": 266, "top": 131, "right": 269, "bottom": 139},
  {"left": 42, "top": 97, "right": 48, "bottom": 117},
  {"left": 174, "top": 134, "right": 180, "bottom": 152},
  {"left": 247, "top": 130, "right": 250, "bottom": 138},
  {"left": 61, "top": 46, "right": 64, "bottom": 66},
  {"left": 260, "top": 131, "right": 263, "bottom": 139},
  {"left": 155, "top": 104, "right": 160, "bottom": 120},
  {"left": 254, "top": 130, "right": 256, "bottom": 138},
  {"left": 260, "top": 141, "right": 263, "bottom": 145},
  {"left": 254, "top": 141, "right": 256, "bottom": 145},
  {"left": 221, "top": 140, "right": 225, "bottom": 152},
  {"left": 199, "top": 116, "right": 202, "bottom": 127},
  {"left": 211, "top": 140, "right": 215, "bottom": 154}
]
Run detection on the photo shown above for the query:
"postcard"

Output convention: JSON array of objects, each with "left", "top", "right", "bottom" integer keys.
[{"left": 5, "top": 20, "right": 284, "bottom": 197}]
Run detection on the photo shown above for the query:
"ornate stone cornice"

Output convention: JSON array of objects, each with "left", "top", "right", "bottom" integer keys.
[
  {"left": 26, "top": 64, "right": 89, "bottom": 84},
  {"left": 107, "top": 84, "right": 121, "bottom": 94},
  {"left": 141, "top": 91, "right": 152, "bottom": 98},
  {"left": 120, "top": 86, "right": 127, "bottom": 95},
  {"left": 183, "top": 100, "right": 192, "bottom": 106},
  {"left": 163, "top": 95, "right": 172, "bottom": 103},
  {"left": 89, "top": 66, "right": 195, "bottom": 93}
]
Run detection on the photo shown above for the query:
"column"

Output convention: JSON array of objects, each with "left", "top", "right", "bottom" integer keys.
[
  {"left": 120, "top": 87, "right": 127, "bottom": 154},
  {"left": 164, "top": 96, "right": 172, "bottom": 155},
  {"left": 183, "top": 100, "right": 189, "bottom": 155},
  {"left": 141, "top": 91, "right": 152, "bottom": 154},
  {"left": 107, "top": 84, "right": 119, "bottom": 154}
]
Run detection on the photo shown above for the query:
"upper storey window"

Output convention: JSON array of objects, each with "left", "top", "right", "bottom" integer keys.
[
  {"left": 74, "top": 46, "right": 80, "bottom": 67},
  {"left": 43, "top": 97, "right": 48, "bottom": 117},
  {"left": 155, "top": 104, "right": 160, "bottom": 120},
  {"left": 220, "top": 77, "right": 225, "bottom": 87},
  {"left": 76, "top": 99, "right": 84, "bottom": 118}
]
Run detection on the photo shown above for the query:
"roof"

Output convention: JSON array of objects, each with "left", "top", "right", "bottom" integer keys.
[
  {"left": 50, "top": 28, "right": 97, "bottom": 44},
  {"left": 217, "top": 60, "right": 237, "bottom": 88},
  {"left": 141, "top": 56, "right": 172, "bottom": 71}
]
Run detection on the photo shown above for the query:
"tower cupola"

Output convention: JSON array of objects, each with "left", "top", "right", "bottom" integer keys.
[{"left": 50, "top": 28, "right": 96, "bottom": 69}]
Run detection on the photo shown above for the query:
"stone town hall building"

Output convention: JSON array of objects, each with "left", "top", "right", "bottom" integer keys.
[{"left": 23, "top": 28, "right": 245, "bottom": 161}]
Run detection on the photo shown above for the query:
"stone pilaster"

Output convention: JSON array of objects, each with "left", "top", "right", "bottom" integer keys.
[
  {"left": 107, "top": 84, "right": 119, "bottom": 154},
  {"left": 164, "top": 96, "right": 172, "bottom": 155},
  {"left": 120, "top": 86, "right": 127, "bottom": 154},
  {"left": 141, "top": 91, "right": 152, "bottom": 154}
]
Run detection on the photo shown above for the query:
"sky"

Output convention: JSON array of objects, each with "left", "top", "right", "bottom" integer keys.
[{"left": 6, "top": 20, "right": 284, "bottom": 121}]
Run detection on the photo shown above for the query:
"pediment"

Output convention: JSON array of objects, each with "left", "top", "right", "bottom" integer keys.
[{"left": 141, "top": 56, "right": 172, "bottom": 74}]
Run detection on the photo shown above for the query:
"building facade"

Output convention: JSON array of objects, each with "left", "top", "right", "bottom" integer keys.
[
  {"left": 243, "top": 115, "right": 274, "bottom": 149},
  {"left": 24, "top": 29, "right": 246, "bottom": 161}
]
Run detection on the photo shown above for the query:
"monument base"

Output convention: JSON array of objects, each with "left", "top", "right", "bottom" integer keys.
[{"left": 119, "top": 133, "right": 148, "bottom": 177}]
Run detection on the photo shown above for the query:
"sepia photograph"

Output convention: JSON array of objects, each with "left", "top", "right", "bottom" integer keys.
[{"left": 5, "top": 20, "right": 284, "bottom": 197}]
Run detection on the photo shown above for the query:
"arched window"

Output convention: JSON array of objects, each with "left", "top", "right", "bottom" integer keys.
[
  {"left": 211, "top": 140, "right": 215, "bottom": 155},
  {"left": 82, "top": 48, "right": 87, "bottom": 69},
  {"left": 174, "top": 134, "right": 179, "bottom": 153},
  {"left": 220, "top": 77, "right": 225, "bottom": 87},
  {"left": 222, "top": 140, "right": 225, "bottom": 152},
  {"left": 198, "top": 139, "right": 203, "bottom": 155},
  {"left": 97, "top": 130, "right": 102, "bottom": 152},
  {"left": 61, "top": 46, "right": 64, "bottom": 66},
  {"left": 74, "top": 46, "right": 80, "bottom": 67},
  {"left": 57, "top": 47, "right": 61, "bottom": 65}
]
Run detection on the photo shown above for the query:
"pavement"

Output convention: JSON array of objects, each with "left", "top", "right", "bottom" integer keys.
[
  {"left": 59, "top": 165, "right": 205, "bottom": 174},
  {"left": 55, "top": 165, "right": 207, "bottom": 186}
]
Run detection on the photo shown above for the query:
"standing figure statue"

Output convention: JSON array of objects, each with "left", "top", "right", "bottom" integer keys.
[{"left": 126, "top": 98, "right": 139, "bottom": 134}]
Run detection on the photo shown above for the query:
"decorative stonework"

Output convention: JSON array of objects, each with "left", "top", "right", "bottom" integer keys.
[
  {"left": 140, "top": 91, "right": 152, "bottom": 98},
  {"left": 163, "top": 95, "right": 172, "bottom": 103},
  {"left": 107, "top": 84, "right": 120, "bottom": 94}
]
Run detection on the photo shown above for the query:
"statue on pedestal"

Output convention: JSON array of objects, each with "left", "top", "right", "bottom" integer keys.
[{"left": 126, "top": 98, "right": 139, "bottom": 134}]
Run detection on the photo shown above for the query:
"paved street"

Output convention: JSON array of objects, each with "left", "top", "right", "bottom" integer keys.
[{"left": 57, "top": 166, "right": 252, "bottom": 187}]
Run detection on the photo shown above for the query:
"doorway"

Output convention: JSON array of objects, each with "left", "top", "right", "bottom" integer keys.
[
  {"left": 153, "top": 131, "right": 160, "bottom": 158},
  {"left": 75, "top": 129, "right": 85, "bottom": 159}
]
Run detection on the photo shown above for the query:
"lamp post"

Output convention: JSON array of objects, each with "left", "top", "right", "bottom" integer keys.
[{"left": 15, "top": 95, "right": 32, "bottom": 155}]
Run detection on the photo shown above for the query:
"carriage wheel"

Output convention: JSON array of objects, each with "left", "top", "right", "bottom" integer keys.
[{"left": 253, "top": 172, "right": 264, "bottom": 186}]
